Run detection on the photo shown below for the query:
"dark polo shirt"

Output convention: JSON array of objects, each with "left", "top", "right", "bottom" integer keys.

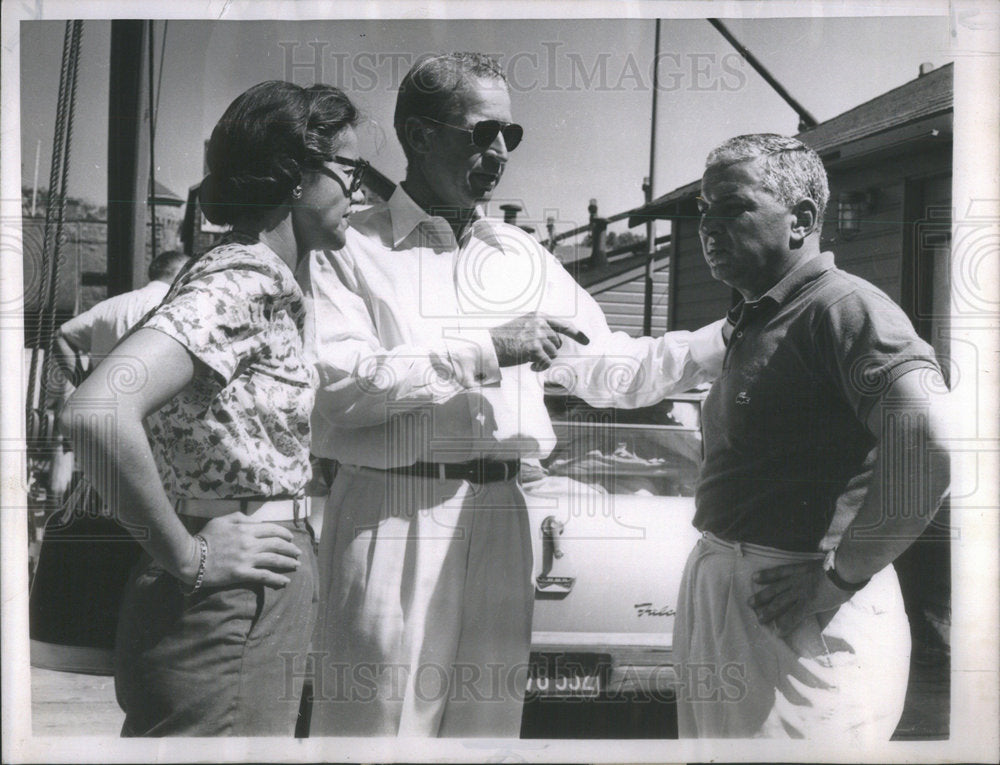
[{"left": 694, "top": 251, "right": 941, "bottom": 552}]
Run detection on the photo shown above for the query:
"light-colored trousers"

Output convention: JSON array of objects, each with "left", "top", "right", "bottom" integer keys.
[
  {"left": 674, "top": 532, "right": 910, "bottom": 740},
  {"left": 309, "top": 465, "right": 534, "bottom": 737}
]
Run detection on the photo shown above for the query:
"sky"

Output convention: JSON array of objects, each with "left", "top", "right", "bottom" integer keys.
[{"left": 19, "top": 13, "right": 955, "bottom": 241}]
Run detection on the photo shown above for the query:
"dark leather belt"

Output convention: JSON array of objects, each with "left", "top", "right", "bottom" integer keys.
[{"left": 388, "top": 459, "right": 520, "bottom": 483}]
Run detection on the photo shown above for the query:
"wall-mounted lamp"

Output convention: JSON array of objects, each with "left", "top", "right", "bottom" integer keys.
[{"left": 837, "top": 190, "right": 876, "bottom": 239}]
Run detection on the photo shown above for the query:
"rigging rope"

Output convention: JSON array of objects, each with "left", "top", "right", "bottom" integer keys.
[
  {"left": 25, "top": 20, "right": 83, "bottom": 445},
  {"left": 154, "top": 22, "right": 168, "bottom": 135},
  {"left": 148, "top": 20, "right": 158, "bottom": 260},
  {"left": 45, "top": 22, "right": 84, "bottom": 359}
]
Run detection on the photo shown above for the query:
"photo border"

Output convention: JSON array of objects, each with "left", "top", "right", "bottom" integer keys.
[{"left": 2, "top": 1, "right": 997, "bottom": 762}]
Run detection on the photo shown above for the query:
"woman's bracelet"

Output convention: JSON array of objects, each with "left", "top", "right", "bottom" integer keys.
[{"left": 179, "top": 534, "right": 208, "bottom": 595}]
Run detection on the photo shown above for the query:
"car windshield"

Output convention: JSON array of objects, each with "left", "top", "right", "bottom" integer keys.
[{"left": 528, "top": 392, "right": 704, "bottom": 499}]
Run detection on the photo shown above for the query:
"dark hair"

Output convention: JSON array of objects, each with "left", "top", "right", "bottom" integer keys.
[
  {"left": 147, "top": 250, "right": 189, "bottom": 282},
  {"left": 200, "top": 81, "right": 358, "bottom": 226},
  {"left": 393, "top": 53, "right": 507, "bottom": 164}
]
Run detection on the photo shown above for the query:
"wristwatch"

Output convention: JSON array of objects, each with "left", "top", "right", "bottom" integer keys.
[{"left": 823, "top": 548, "right": 871, "bottom": 592}]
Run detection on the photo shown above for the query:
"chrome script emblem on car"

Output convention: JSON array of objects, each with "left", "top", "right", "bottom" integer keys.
[{"left": 634, "top": 602, "right": 676, "bottom": 617}]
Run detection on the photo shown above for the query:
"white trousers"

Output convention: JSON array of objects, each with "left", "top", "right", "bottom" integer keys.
[
  {"left": 309, "top": 465, "right": 534, "bottom": 737},
  {"left": 674, "top": 532, "right": 911, "bottom": 740}
]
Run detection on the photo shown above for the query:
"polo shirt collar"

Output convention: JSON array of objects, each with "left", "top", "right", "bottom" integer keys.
[
  {"left": 387, "top": 186, "right": 490, "bottom": 248},
  {"left": 727, "top": 251, "right": 835, "bottom": 325},
  {"left": 757, "top": 251, "right": 836, "bottom": 307}
]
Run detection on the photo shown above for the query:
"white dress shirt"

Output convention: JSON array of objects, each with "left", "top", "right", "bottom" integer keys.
[
  {"left": 303, "top": 187, "right": 725, "bottom": 469},
  {"left": 60, "top": 279, "right": 170, "bottom": 356}
]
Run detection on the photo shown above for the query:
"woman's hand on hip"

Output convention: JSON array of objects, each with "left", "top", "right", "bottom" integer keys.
[{"left": 192, "top": 512, "right": 303, "bottom": 589}]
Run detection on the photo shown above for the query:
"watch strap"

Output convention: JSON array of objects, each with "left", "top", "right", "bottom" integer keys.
[{"left": 823, "top": 548, "right": 870, "bottom": 592}]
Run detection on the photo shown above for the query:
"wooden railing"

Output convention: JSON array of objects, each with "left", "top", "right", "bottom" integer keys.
[{"left": 502, "top": 198, "right": 671, "bottom": 271}]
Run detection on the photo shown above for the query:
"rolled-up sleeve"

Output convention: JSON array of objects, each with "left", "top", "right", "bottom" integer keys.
[
  {"left": 541, "top": 256, "right": 726, "bottom": 408},
  {"left": 59, "top": 309, "right": 97, "bottom": 353}
]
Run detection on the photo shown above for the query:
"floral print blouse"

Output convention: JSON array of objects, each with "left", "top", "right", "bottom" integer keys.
[{"left": 142, "top": 235, "right": 315, "bottom": 499}]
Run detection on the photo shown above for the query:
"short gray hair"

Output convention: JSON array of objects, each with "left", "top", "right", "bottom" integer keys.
[
  {"left": 393, "top": 52, "right": 508, "bottom": 164},
  {"left": 705, "top": 134, "right": 829, "bottom": 226}
]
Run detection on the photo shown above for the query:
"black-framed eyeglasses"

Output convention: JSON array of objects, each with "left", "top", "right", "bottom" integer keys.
[
  {"left": 421, "top": 116, "right": 524, "bottom": 151},
  {"left": 318, "top": 156, "right": 369, "bottom": 195}
]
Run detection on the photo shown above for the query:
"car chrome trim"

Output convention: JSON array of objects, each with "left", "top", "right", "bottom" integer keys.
[{"left": 532, "top": 630, "right": 673, "bottom": 648}]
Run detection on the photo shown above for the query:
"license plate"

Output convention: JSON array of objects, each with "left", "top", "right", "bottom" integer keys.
[{"left": 526, "top": 652, "right": 610, "bottom": 699}]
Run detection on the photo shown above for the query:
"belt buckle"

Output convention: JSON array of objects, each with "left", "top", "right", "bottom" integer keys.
[
  {"left": 501, "top": 462, "right": 510, "bottom": 482},
  {"left": 438, "top": 463, "right": 446, "bottom": 482}
]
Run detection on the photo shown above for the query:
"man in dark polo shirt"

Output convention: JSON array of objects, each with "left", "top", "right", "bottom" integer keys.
[{"left": 673, "top": 134, "right": 951, "bottom": 739}]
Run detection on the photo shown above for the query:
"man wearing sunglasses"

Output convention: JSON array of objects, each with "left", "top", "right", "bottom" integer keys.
[{"left": 304, "top": 52, "right": 730, "bottom": 738}]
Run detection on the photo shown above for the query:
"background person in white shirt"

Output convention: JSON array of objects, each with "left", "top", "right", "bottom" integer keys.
[
  {"left": 50, "top": 249, "right": 189, "bottom": 494},
  {"left": 54, "top": 249, "right": 190, "bottom": 385},
  {"left": 304, "top": 52, "right": 728, "bottom": 738}
]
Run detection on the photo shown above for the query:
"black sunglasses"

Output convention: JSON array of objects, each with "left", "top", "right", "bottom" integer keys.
[
  {"left": 422, "top": 116, "right": 524, "bottom": 151},
  {"left": 318, "top": 156, "right": 369, "bottom": 195}
]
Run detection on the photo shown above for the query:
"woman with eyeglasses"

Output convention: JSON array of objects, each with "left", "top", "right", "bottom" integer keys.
[{"left": 61, "top": 80, "right": 366, "bottom": 736}]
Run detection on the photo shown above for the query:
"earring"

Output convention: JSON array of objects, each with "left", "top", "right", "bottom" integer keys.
[{"left": 292, "top": 185, "right": 303, "bottom": 199}]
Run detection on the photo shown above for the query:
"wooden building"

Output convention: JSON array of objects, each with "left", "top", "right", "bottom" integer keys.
[
  {"left": 566, "top": 250, "right": 673, "bottom": 338},
  {"left": 562, "top": 55, "right": 952, "bottom": 342},
  {"left": 628, "top": 62, "right": 953, "bottom": 369}
]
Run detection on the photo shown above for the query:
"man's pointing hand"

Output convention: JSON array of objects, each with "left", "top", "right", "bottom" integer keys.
[{"left": 489, "top": 311, "right": 590, "bottom": 371}]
